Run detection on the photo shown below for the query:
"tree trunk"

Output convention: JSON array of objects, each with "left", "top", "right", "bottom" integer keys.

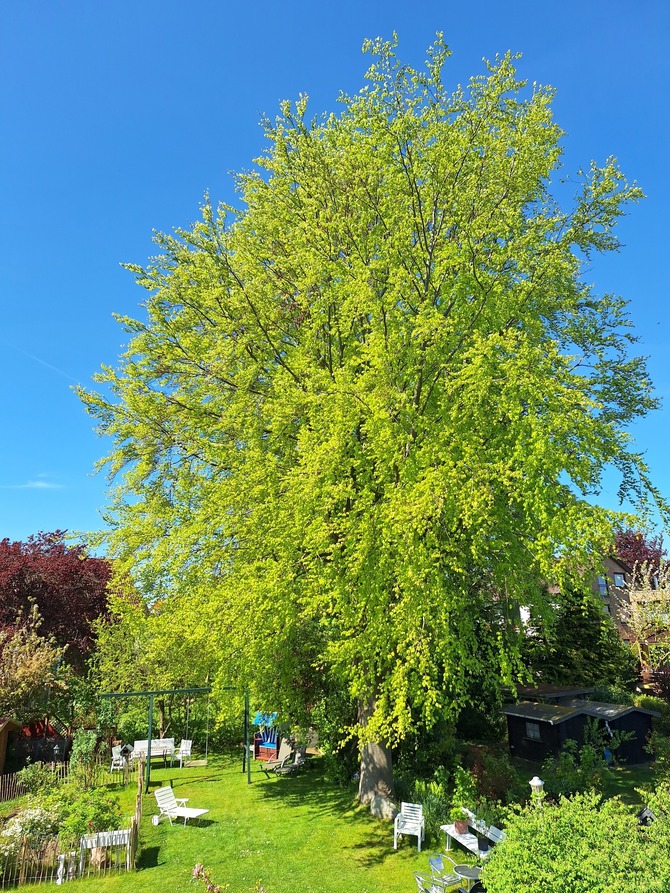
[{"left": 357, "top": 698, "right": 395, "bottom": 804}]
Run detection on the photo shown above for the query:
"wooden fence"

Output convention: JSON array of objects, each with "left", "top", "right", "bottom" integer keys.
[
  {"left": 0, "top": 759, "right": 113, "bottom": 806},
  {"left": 0, "top": 759, "right": 145, "bottom": 887}
]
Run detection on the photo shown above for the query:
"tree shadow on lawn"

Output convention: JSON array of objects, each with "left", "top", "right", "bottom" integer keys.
[
  {"left": 255, "top": 764, "right": 359, "bottom": 818},
  {"left": 136, "top": 845, "right": 161, "bottom": 870},
  {"left": 255, "top": 764, "right": 403, "bottom": 867}
]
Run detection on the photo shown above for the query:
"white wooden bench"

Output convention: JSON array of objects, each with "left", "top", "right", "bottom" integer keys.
[
  {"left": 132, "top": 738, "right": 175, "bottom": 765},
  {"left": 440, "top": 807, "right": 504, "bottom": 858}
]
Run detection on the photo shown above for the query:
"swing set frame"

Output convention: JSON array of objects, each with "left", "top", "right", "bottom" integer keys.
[{"left": 101, "top": 686, "right": 253, "bottom": 791}]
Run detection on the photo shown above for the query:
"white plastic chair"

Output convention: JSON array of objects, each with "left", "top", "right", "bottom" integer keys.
[
  {"left": 176, "top": 739, "right": 192, "bottom": 767},
  {"left": 110, "top": 745, "right": 124, "bottom": 772},
  {"left": 394, "top": 801, "right": 425, "bottom": 852}
]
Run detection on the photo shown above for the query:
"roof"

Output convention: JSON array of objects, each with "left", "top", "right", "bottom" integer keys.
[
  {"left": 516, "top": 685, "right": 596, "bottom": 701},
  {"left": 0, "top": 718, "right": 20, "bottom": 733},
  {"left": 562, "top": 699, "right": 661, "bottom": 720},
  {"left": 501, "top": 702, "right": 585, "bottom": 724},
  {"left": 502, "top": 699, "right": 661, "bottom": 725}
]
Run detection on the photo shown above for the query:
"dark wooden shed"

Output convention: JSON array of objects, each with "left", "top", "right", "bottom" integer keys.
[
  {"left": 562, "top": 699, "right": 659, "bottom": 765},
  {"left": 502, "top": 702, "right": 588, "bottom": 762},
  {"left": 502, "top": 700, "right": 659, "bottom": 764}
]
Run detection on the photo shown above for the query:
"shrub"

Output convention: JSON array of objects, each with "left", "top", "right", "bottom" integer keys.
[
  {"left": 68, "top": 729, "right": 99, "bottom": 789},
  {"left": 60, "top": 788, "right": 122, "bottom": 838},
  {"left": 470, "top": 748, "right": 519, "bottom": 804},
  {"left": 16, "top": 761, "right": 58, "bottom": 796},
  {"left": 481, "top": 790, "right": 670, "bottom": 893},
  {"left": 0, "top": 806, "right": 62, "bottom": 858},
  {"left": 393, "top": 770, "right": 450, "bottom": 844}
]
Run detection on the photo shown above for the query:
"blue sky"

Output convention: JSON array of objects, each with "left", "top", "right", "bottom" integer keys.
[{"left": 1, "top": 1, "right": 668, "bottom": 545}]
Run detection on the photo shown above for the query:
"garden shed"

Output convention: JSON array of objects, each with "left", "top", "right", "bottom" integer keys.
[
  {"left": 0, "top": 718, "right": 20, "bottom": 775},
  {"left": 502, "top": 702, "right": 588, "bottom": 762},
  {"left": 502, "top": 700, "right": 659, "bottom": 764},
  {"left": 562, "top": 699, "right": 659, "bottom": 765}
]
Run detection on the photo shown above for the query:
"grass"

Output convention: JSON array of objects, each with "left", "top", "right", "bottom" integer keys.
[
  {"left": 40, "top": 754, "right": 433, "bottom": 893},
  {"left": 20, "top": 752, "right": 656, "bottom": 893}
]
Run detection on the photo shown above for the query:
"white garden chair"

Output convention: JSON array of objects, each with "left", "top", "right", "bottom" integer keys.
[
  {"left": 176, "top": 739, "right": 192, "bottom": 767},
  {"left": 394, "top": 801, "right": 425, "bottom": 852},
  {"left": 110, "top": 745, "right": 125, "bottom": 773}
]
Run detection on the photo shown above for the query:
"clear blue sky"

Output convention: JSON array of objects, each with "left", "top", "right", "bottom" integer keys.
[{"left": 1, "top": 1, "right": 668, "bottom": 545}]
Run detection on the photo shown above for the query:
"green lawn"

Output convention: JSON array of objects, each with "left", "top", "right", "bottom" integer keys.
[
  {"left": 43, "top": 755, "right": 433, "bottom": 893},
  {"left": 25, "top": 753, "right": 657, "bottom": 893}
]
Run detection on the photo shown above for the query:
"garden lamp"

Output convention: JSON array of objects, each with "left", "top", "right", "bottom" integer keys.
[{"left": 529, "top": 776, "right": 544, "bottom": 804}]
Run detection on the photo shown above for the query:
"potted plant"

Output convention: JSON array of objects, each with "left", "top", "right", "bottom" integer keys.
[
  {"left": 450, "top": 766, "right": 477, "bottom": 835},
  {"left": 449, "top": 804, "right": 469, "bottom": 835},
  {"left": 473, "top": 797, "right": 504, "bottom": 853}
]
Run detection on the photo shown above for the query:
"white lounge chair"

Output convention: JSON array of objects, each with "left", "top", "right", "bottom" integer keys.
[
  {"left": 262, "top": 739, "right": 292, "bottom": 775},
  {"left": 152, "top": 785, "right": 209, "bottom": 826},
  {"left": 394, "top": 801, "right": 425, "bottom": 852}
]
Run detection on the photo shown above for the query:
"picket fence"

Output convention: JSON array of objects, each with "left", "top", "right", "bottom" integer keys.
[
  {"left": 0, "top": 759, "right": 144, "bottom": 887},
  {"left": 0, "top": 759, "right": 113, "bottom": 806}
]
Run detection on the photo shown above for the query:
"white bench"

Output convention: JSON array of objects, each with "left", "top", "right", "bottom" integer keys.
[
  {"left": 132, "top": 738, "right": 175, "bottom": 765},
  {"left": 440, "top": 807, "right": 504, "bottom": 859}
]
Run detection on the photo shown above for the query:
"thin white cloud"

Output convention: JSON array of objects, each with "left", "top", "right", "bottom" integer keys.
[{"left": 0, "top": 480, "right": 65, "bottom": 490}]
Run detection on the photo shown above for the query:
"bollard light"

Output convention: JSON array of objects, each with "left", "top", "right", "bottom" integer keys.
[{"left": 529, "top": 776, "right": 544, "bottom": 796}]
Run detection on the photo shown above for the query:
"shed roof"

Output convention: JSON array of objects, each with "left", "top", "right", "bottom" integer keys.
[
  {"left": 516, "top": 685, "right": 596, "bottom": 701},
  {"left": 0, "top": 718, "right": 20, "bottom": 734},
  {"left": 501, "top": 702, "right": 584, "bottom": 724},
  {"left": 562, "top": 699, "right": 661, "bottom": 719}
]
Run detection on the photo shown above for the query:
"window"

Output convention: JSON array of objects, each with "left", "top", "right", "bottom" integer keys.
[
  {"left": 613, "top": 573, "right": 625, "bottom": 588},
  {"left": 602, "top": 604, "right": 611, "bottom": 615},
  {"left": 597, "top": 576, "right": 609, "bottom": 597},
  {"left": 525, "top": 722, "right": 541, "bottom": 740}
]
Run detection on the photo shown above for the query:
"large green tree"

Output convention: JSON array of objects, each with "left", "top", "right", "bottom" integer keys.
[{"left": 80, "top": 36, "right": 661, "bottom": 799}]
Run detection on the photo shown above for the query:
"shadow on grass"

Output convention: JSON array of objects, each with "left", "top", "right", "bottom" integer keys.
[
  {"left": 255, "top": 763, "right": 357, "bottom": 816},
  {"left": 136, "top": 845, "right": 161, "bottom": 870},
  {"left": 254, "top": 761, "right": 400, "bottom": 868}
]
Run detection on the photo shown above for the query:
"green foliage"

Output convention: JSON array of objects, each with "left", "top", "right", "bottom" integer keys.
[
  {"left": 0, "top": 605, "right": 67, "bottom": 722},
  {"left": 482, "top": 789, "right": 670, "bottom": 893},
  {"left": 470, "top": 749, "right": 520, "bottom": 804},
  {"left": 69, "top": 729, "right": 99, "bottom": 789},
  {"left": 521, "top": 586, "right": 639, "bottom": 688},
  {"left": 394, "top": 720, "right": 459, "bottom": 779},
  {"left": 60, "top": 788, "right": 122, "bottom": 838},
  {"left": 16, "top": 761, "right": 58, "bottom": 796},
  {"left": 79, "top": 34, "right": 661, "bottom": 773},
  {"left": 539, "top": 724, "right": 632, "bottom": 799},
  {"left": 450, "top": 764, "right": 479, "bottom": 815},
  {"left": 590, "top": 683, "right": 635, "bottom": 705}
]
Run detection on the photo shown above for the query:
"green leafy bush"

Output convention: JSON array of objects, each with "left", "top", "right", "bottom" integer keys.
[
  {"left": 482, "top": 790, "right": 670, "bottom": 893},
  {"left": 69, "top": 729, "right": 99, "bottom": 789},
  {"left": 16, "top": 761, "right": 58, "bottom": 796},
  {"left": 60, "top": 789, "right": 122, "bottom": 838}
]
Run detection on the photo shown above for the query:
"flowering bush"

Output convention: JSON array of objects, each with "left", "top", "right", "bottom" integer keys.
[
  {"left": 0, "top": 806, "right": 62, "bottom": 858},
  {"left": 60, "top": 789, "right": 122, "bottom": 838}
]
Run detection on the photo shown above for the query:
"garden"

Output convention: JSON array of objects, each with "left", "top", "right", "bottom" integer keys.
[{"left": 1, "top": 696, "right": 670, "bottom": 893}]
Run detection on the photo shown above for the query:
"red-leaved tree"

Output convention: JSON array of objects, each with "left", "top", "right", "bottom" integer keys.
[
  {"left": 0, "top": 532, "right": 111, "bottom": 659},
  {"left": 614, "top": 529, "right": 666, "bottom": 587}
]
